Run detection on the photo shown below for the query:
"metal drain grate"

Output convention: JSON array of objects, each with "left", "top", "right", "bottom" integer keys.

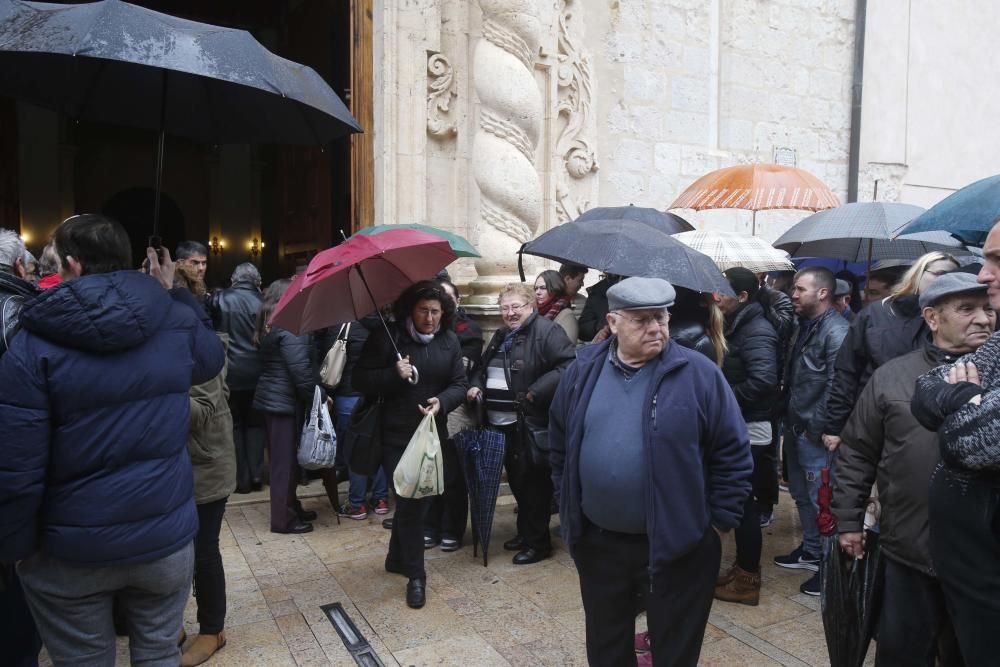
[{"left": 320, "top": 602, "right": 385, "bottom": 667}]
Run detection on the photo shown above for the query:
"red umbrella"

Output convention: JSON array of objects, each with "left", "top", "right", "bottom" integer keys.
[
  {"left": 270, "top": 227, "right": 456, "bottom": 337},
  {"left": 817, "top": 460, "right": 837, "bottom": 537}
]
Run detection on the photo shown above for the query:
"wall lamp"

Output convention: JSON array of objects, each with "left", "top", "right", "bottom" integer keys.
[
  {"left": 209, "top": 237, "right": 225, "bottom": 256},
  {"left": 249, "top": 237, "right": 265, "bottom": 258}
]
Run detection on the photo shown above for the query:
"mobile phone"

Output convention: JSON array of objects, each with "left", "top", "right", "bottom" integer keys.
[{"left": 147, "top": 235, "right": 163, "bottom": 262}]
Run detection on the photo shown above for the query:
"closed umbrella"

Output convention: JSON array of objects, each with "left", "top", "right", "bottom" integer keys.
[
  {"left": 893, "top": 174, "right": 1000, "bottom": 246},
  {"left": 670, "top": 163, "right": 839, "bottom": 234},
  {"left": 354, "top": 224, "right": 480, "bottom": 258},
  {"left": 0, "top": 0, "right": 361, "bottom": 232},
  {"left": 520, "top": 218, "right": 734, "bottom": 296},
  {"left": 453, "top": 420, "right": 506, "bottom": 567},
  {"left": 672, "top": 230, "right": 794, "bottom": 273}
]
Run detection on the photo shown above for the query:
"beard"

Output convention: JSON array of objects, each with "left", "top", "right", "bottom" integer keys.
[{"left": 173, "top": 263, "right": 207, "bottom": 297}]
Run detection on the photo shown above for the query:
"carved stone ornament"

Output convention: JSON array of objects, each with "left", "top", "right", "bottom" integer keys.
[
  {"left": 427, "top": 52, "right": 458, "bottom": 137},
  {"left": 554, "top": 0, "right": 598, "bottom": 223}
]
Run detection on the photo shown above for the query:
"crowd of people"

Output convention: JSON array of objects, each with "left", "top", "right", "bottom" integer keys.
[{"left": 1, "top": 213, "right": 999, "bottom": 667}]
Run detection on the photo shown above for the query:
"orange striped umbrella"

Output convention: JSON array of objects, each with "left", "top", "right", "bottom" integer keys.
[{"left": 670, "top": 164, "right": 839, "bottom": 220}]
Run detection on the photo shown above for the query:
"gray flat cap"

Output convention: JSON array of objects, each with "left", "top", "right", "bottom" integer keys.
[
  {"left": 607, "top": 276, "right": 676, "bottom": 311},
  {"left": 835, "top": 279, "right": 851, "bottom": 297},
  {"left": 919, "top": 272, "right": 988, "bottom": 308}
]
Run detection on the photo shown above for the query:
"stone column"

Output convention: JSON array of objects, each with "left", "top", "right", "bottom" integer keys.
[{"left": 467, "top": 0, "right": 543, "bottom": 323}]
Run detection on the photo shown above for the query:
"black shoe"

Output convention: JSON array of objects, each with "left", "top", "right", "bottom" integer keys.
[
  {"left": 424, "top": 535, "right": 440, "bottom": 550},
  {"left": 382, "top": 518, "right": 394, "bottom": 530},
  {"left": 275, "top": 522, "right": 313, "bottom": 535},
  {"left": 440, "top": 538, "right": 461, "bottom": 552},
  {"left": 800, "top": 572, "right": 821, "bottom": 597},
  {"left": 385, "top": 558, "right": 407, "bottom": 576},
  {"left": 406, "top": 578, "right": 426, "bottom": 609},
  {"left": 234, "top": 485, "right": 253, "bottom": 495},
  {"left": 251, "top": 480, "right": 264, "bottom": 492},
  {"left": 503, "top": 536, "right": 524, "bottom": 551},
  {"left": 297, "top": 509, "right": 318, "bottom": 522},
  {"left": 512, "top": 547, "right": 551, "bottom": 565}
]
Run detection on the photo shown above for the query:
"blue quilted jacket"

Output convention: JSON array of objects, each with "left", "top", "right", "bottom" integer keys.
[{"left": 0, "top": 271, "right": 225, "bottom": 565}]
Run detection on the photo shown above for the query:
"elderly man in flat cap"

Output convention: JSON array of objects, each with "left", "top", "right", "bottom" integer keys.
[
  {"left": 834, "top": 271, "right": 992, "bottom": 666},
  {"left": 550, "top": 277, "right": 752, "bottom": 667}
]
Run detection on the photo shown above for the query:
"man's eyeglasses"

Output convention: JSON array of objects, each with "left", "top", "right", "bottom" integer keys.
[
  {"left": 613, "top": 311, "right": 669, "bottom": 328},
  {"left": 501, "top": 302, "right": 530, "bottom": 314}
]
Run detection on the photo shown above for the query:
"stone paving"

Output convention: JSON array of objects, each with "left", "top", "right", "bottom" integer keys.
[{"left": 52, "top": 485, "right": 876, "bottom": 666}]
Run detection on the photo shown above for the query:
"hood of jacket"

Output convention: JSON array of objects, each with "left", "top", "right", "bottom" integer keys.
[
  {"left": 0, "top": 270, "right": 37, "bottom": 299},
  {"left": 21, "top": 271, "right": 171, "bottom": 353}
]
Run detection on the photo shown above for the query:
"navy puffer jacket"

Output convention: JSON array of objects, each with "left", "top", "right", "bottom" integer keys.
[
  {"left": 0, "top": 271, "right": 225, "bottom": 565},
  {"left": 253, "top": 327, "right": 317, "bottom": 415}
]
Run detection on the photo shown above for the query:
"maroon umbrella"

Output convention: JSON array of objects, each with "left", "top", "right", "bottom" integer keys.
[{"left": 817, "top": 464, "right": 837, "bottom": 537}]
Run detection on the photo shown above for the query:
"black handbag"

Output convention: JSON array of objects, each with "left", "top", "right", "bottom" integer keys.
[
  {"left": 343, "top": 395, "right": 383, "bottom": 476},
  {"left": 519, "top": 409, "right": 550, "bottom": 469}
]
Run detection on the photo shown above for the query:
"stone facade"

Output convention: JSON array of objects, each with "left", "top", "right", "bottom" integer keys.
[{"left": 372, "top": 0, "right": 857, "bottom": 315}]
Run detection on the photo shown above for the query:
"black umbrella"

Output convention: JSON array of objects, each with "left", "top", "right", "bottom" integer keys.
[
  {"left": 821, "top": 530, "right": 884, "bottom": 667},
  {"left": 520, "top": 217, "right": 734, "bottom": 296},
  {"left": 575, "top": 205, "right": 694, "bottom": 235},
  {"left": 453, "top": 422, "right": 506, "bottom": 567},
  {"left": 0, "top": 0, "right": 361, "bottom": 232}
]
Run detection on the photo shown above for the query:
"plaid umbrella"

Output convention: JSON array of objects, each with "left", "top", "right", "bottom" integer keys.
[
  {"left": 672, "top": 230, "right": 794, "bottom": 273},
  {"left": 773, "top": 202, "right": 969, "bottom": 264},
  {"left": 453, "top": 425, "right": 506, "bottom": 567}
]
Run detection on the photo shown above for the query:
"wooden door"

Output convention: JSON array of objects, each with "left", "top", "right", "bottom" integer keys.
[{"left": 350, "top": 0, "right": 374, "bottom": 233}]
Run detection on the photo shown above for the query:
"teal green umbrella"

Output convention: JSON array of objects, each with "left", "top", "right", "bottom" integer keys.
[{"left": 354, "top": 224, "right": 481, "bottom": 258}]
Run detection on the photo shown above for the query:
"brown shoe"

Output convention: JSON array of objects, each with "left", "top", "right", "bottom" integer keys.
[
  {"left": 714, "top": 566, "right": 761, "bottom": 606},
  {"left": 715, "top": 562, "right": 738, "bottom": 587},
  {"left": 180, "top": 631, "right": 227, "bottom": 667}
]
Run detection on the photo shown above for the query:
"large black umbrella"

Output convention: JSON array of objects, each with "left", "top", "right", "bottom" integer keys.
[
  {"left": 821, "top": 530, "right": 884, "bottom": 667},
  {"left": 575, "top": 205, "right": 694, "bottom": 235},
  {"left": 453, "top": 422, "right": 506, "bottom": 567},
  {"left": 0, "top": 0, "right": 361, "bottom": 232},
  {"left": 520, "top": 217, "right": 734, "bottom": 295}
]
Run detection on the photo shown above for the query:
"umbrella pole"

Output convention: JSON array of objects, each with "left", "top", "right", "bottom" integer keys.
[
  {"left": 752, "top": 210, "right": 757, "bottom": 236},
  {"left": 152, "top": 70, "right": 168, "bottom": 237},
  {"left": 865, "top": 238, "right": 873, "bottom": 285},
  {"left": 354, "top": 263, "right": 419, "bottom": 384}
]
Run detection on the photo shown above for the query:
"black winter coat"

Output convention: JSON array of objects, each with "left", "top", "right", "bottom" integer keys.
[
  {"left": 253, "top": 327, "right": 318, "bottom": 415},
  {"left": 353, "top": 323, "right": 467, "bottom": 447},
  {"left": 0, "top": 270, "right": 37, "bottom": 357},
  {"left": 578, "top": 278, "right": 612, "bottom": 342},
  {"left": 471, "top": 312, "right": 576, "bottom": 421},
  {"left": 208, "top": 282, "right": 262, "bottom": 392},
  {"left": 721, "top": 302, "right": 779, "bottom": 422},
  {"left": 670, "top": 321, "right": 717, "bottom": 363},
  {"left": 825, "top": 295, "right": 928, "bottom": 436}
]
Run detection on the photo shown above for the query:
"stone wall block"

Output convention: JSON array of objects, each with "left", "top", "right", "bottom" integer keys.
[
  {"left": 664, "top": 110, "right": 709, "bottom": 145},
  {"left": 653, "top": 142, "right": 681, "bottom": 174},
  {"left": 671, "top": 77, "right": 709, "bottom": 113},
  {"left": 613, "top": 138, "right": 654, "bottom": 172}
]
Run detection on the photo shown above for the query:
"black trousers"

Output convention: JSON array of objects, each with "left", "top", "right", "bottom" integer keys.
[
  {"left": 424, "top": 437, "right": 468, "bottom": 543},
  {"left": 503, "top": 424, "right": 553, "bottom": 551},
  {"left": 193, "top": 497, "right": 228, "bottom": 635},
  {"left": 230, "top": 390, "right": 265, "bottom": 491},
  {"left": 875, "top": 558, "right": 962, "bottom": 667},
  {"left": 733, "top": 493, "right": 762, "bottom": 572},
  {"left": 929, "top": 466, "right": 1000, "bottom": 666},
  {"left": 383, "top": 444, "right": 431, "bottom": 580},
  {"left": 574, "top": 524, "right": 721, "bottom": 667},
  {"left": 264, "top": 414, "right": 301, "bottom": 532},
  {"left": 752, "top": 439, "right": 779, "bottom": 508}
]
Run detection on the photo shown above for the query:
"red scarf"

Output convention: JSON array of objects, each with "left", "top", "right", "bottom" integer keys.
[{"left": 538, "top": 295, "right": 571, "bottom": 320}]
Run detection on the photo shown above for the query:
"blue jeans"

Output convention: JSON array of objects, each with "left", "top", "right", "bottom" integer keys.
[
  {"left": 785, "top": 431, "right": 827, "bottom": 556},
  {"left": 335, "top": 395, "right": 387, "bottom": 507}
]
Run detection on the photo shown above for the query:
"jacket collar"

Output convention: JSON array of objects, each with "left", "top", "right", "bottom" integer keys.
[
  {"left": 580, "top": 336, "right": 688, "bottom": 378},
  {"left": 0, "top": 270, "right": 37, "bottom": 299},
  {"left": 724, "top": 301, "right": 763, "bottom": 335}
]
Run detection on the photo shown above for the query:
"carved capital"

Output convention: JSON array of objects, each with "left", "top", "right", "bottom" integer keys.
[{"left": 427, "top": 52, "right": 458, "bottom": 138}]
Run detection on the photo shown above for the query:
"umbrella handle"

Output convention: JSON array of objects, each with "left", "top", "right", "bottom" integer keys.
[{"left": 396, "top": 353, "right": 419, "bottom": 385}]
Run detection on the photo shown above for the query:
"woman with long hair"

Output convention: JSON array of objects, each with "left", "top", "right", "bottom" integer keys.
[
  {"left": 353, "top": 281, "right": 468, "bottom": 609},
  {"left": 252, "top": 279, "right": 319, "bottom": 534},
  {"left": 534, "top": 269, "right": 579, "bottom": 342},
  {"left": 669, "top": 286, "right": 727, "bottom": 366},
  {"left": 823, "top": 251, "right": 961, "bottom": 447}
]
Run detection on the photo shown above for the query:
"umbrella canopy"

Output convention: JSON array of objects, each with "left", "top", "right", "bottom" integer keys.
[
  {"left": 821, "top": 531, "right": 884, "bottom": 667},
  {"left": 269, "top": 229, "right": 456, "bottom": 336},
  {"left": 893, "top": 174, "right": 1000, "bottom": 246},
  {"left": 453, "top": 425, "right": 506, "bottom": 567},
  {"left": 773, "top": 202, "right": 968, "bottom": 263},
  {"left": 0, "top": 0, "right": 361, "bottom": 144},
  {"left": 521, "top": 219, "right": 734, "bottom": 296},
  {"left": 574, "top": 205, "right": 694, "bottom": 235},
  {"left": 354, "top": 224, "right": 481, "bottom": 258},
  {"left": 671, "top": 164, "right": 839, "bottom": 212},
  {"left": 672, "top": 230, "right": 794, "bottom": 273}
]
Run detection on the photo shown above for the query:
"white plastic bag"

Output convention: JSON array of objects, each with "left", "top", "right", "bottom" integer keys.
[
  {"left": 298, "top": 386, "right": 337, "bottom": 470},
  {"left": 393, "top": 413, "right": 443, "bottom": 499}
]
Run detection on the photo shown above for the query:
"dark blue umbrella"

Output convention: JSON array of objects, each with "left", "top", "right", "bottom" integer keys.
[
  {"left": 453, "top": 425, "right": 506, "bottom": 567},
  {"left": 0, "top": 0, "right": 361, "bottom": 232},
  {"left": 520, "top": 216, "right": 734, "bottom": 295},
  {"left": 893, "top": 174, "right": 1000, "bottom": 246}
]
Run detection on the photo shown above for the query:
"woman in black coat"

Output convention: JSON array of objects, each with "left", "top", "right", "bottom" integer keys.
[
  {"left": 253, "top": 279, "right": 319, "bottom": 535},
  {"left": 353, "top": 281, "right": 467, "bottom": 609},
  {"left": 468, "top": 283, "right": 576, "bottom": 566}
]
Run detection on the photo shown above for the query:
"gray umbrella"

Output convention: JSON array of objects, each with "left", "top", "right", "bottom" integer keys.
[
  {"left": 773, "top": 202, "right": 970, "bottom": 263},
  {"left": 0, "top": 0, "right": 361, "bottom": 231},
  {"left": 574, "top": 205, "right": 694, "bottom": 235}
]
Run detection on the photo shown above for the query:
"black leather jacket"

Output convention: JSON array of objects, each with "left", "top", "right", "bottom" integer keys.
[
  {"left": 784, "top": 308, "right": 849, "bottom": 442},
  {"left": 209, "top": 282, "right": 263, "bottom": 392},
  {"left": 0, "top": 270, "right": 37, "bottom": 357},
  {"left": 721, "top": 302, "right": 779, "bottom": 422}
]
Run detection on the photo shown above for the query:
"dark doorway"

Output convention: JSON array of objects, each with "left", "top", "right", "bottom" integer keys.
[{"left": 102, "top": 187, "right": 185, "bottom": 270}]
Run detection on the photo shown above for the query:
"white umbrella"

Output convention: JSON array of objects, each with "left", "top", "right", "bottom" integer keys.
[{"left": 673, "top": 230, "right": 795, "bottom": 273}]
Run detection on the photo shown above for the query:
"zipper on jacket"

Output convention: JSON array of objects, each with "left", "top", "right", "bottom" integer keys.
[
  {"left": 644, "top": 369, "right": 672, "bottom": 595},
  {"left": 651, "top": 393, "right": 657, "bottom": 429}
]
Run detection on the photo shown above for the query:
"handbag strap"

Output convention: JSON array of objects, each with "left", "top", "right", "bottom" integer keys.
[{"left": 337, "top": 322, "right": 350, "bottom": 341}]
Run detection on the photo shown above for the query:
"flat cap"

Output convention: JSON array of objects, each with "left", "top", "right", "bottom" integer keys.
[
  {"left": 607, "top": 276, "right": 676, "bottom": 311},
  {"left": 919, "top": 271, "right": 988, "bottom": 308},
  {"left": 835, "top": 279, "right": 851, "bottom": 297}
]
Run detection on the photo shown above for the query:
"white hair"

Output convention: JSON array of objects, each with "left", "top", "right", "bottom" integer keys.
[{"left": 0, "top": 228, "right": 26, "bottom": 268}]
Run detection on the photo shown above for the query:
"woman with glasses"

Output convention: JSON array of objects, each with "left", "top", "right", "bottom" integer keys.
[
  {"left": 353, "top": 280, "right": 467, "bottom": 609},
  {"left": 468, "top": 283, "right": 576, "bottom": 565},
  {"left": 823, "top": 251, "right": 961, "bottom": 451},
  {"left": 534, "top": 269, "right": 579, "bottom": 342}
]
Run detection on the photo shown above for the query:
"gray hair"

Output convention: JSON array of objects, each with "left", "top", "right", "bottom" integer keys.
[
  {"left": 231, "top": 262, "right": 262, "bottom": 287},
  {"left": 0, "top": 228, "right": 26, "bottom": 268},
  {"left": 23, "top": 249, "right": 37, "bottom": 269},
  {"left": 39, "top": 243, "right": 61, "bottom": 276}
]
